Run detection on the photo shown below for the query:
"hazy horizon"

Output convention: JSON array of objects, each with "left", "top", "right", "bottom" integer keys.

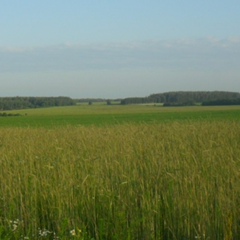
[{"left": 1, "top": 1, "right": 240, "bottom": 98}]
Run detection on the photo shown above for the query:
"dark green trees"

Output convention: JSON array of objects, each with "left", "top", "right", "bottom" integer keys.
[
  {"left": 120, "top": 91, "right": 240, "bottom": 106},
  {"left": 0, "top": 97, "right": 75, "bottom": 110}
]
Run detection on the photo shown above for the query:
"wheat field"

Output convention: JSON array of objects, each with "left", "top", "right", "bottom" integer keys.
[{"left": 0, "top": 120, "right": 240, "bottom": 239}]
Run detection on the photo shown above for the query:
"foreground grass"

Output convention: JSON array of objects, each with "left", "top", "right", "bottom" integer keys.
[{"left": 0, "top": 121, "right": 240, "bottom": 239}]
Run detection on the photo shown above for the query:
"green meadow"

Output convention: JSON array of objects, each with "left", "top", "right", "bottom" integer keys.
[
  {"left": 1, "top": 104, "right": 240, "bottom": 127},
  {"left": 0, "top": 104, "right": 240, "bottom": 239}
]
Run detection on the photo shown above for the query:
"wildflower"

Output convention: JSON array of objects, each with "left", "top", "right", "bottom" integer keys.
[
  {"left": 9, "top": 219, "right": 20, "bottom": 231},
  {"left": 70, "top": 229, "right": 76, "bottom": 236},
  {"left": 38, "top": 228, "right": 52, "bottom": 237}
]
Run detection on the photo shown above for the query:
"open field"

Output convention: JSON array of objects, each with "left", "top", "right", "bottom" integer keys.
[
  {"left": 0, "top": 105, "right": 240, "bottom": 239},
  {"left": 0, "top": 104, "right": 240, "bottom": 127}
]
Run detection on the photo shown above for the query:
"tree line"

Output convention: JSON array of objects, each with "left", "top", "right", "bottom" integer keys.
[
  {"left": 121, "top": 91, "right": 240, "bottom": 106},
  {"left": 202, "top": 98, "right": 240, "bottom": 106},
  {"left": 0, "top": 97, "right": 75, "bottom": 110}
]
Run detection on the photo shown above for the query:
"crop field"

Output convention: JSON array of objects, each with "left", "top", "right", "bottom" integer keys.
[
  {"left": 1, "top": 104, "right": 240, "bottom": 128},
  {"left": 0, "top": 105, "right": 240, "bottom": 239}
]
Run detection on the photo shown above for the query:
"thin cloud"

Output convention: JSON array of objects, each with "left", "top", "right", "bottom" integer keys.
[{"left": 1, "top": 37, "right": 240, "bottom": 73}]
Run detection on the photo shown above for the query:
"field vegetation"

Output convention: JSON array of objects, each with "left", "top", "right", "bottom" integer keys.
[
  {"left": 1, "top": 104, "right": 240, "bottom": 128},
  {"left": 0, "top": 104, "right": 240, "bottom": 239}
]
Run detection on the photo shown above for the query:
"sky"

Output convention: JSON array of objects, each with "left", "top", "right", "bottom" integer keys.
[{"left": 0, "top": 1, "right": 240, "bottom": 98}]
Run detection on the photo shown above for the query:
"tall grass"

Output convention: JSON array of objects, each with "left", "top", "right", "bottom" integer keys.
[{"left": 0, "top": 121, "right": 240, "bottom": 239}]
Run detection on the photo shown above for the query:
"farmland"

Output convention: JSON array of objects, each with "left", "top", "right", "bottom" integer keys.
[
  {"left": 0, "top": 104, "right": 240, "bottom": 128},
  {"left": 0, "top": 104, "right": 240, "bottom": 239}
]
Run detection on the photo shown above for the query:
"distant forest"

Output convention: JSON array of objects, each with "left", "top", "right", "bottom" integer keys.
[
  {"left": 121, "top": 91, "right": 240, "bottom": 106},
  {"left": 0, "top": 97, "right": 75, "bottom": 111},
  {"left": 1, "top": 91, "right": 240, "bottom": 111}
]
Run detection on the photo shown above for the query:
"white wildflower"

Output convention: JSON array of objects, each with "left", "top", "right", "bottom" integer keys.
[
  {"left": 70, "top": 229, "right": 76, "bottom": 236},
  {"left": 9, "top": 219, "right": 20, "bottom": 231},
  {"left": 38, "top": 228, "right": 52, "bottom": 237}
]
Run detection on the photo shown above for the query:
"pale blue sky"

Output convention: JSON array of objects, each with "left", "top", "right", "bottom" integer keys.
[{"left": 0, "top": 1, "right": 240, "bottom": 98}]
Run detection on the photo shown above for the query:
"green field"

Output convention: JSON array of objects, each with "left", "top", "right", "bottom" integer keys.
[
  {"left": 0, "top": 105, "right": 240, "bottom": 239},
  {"left": 1, "top": 104, "right": 240, "bottom": 127}
]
